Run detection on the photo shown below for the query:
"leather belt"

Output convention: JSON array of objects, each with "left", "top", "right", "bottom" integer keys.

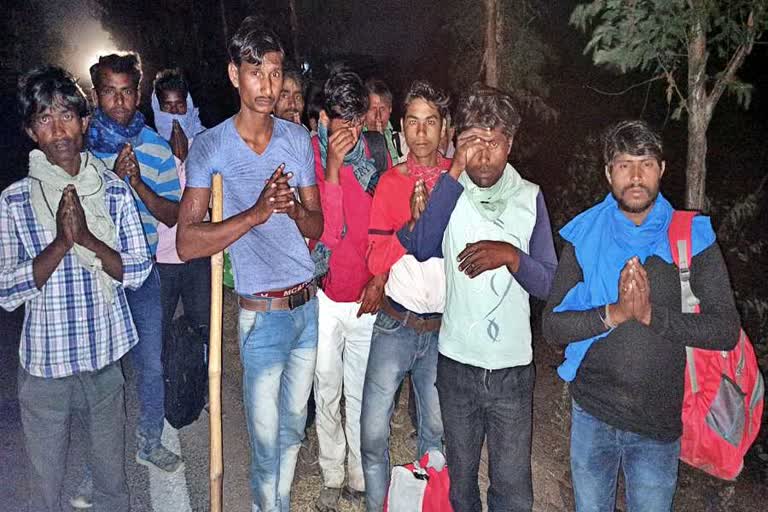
[
  {"left": 380, "top": 297, "right": 442, "bottom": 333},
  {"left": 238, "top": 283, "right": 317, "bottom": 312}
]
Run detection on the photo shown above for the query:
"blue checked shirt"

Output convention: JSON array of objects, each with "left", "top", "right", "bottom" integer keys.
[{"left": 0, "top": 166, "right": 152, "bottom": 378}]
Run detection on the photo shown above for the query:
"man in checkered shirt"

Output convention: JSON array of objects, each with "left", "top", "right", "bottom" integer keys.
[{"left": 0, "top": 66, "right": 151, "bottom": 512}]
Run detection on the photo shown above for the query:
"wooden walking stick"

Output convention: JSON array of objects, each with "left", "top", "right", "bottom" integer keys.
[{"left": 209, "top": 173, "right": 224, "bottom": 512}]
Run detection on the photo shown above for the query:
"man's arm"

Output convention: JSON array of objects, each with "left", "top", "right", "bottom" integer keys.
[
  {"left": 367, "top": 177, "right": 407, "bottom": 275},
  {"left": 176, "top": 167, "right": 293, "bottom": 261},
  {"left": 398, "top": 173, "right": 463, "bottom": 261},
  {"left": 292, "top": 185, "right": 323, "bottom": 240},
  {"left": 115, "top": 143, "right": 180, "bottom": 227},
  {"left": 0, "top": 193, "right": 42, "bottom": 310},
  {"left": 541, "top": 242, "right": 610, "bottom": 346},
  {"left": 509, "top": 192, "right": 558, "bottom": 299},
  {"left": 131, "top": 178, "right": 179, "bottom": 228},
  {"left": 648, "top": 243, "right": 740, "bottom": 350},
  {"left": 112, "top": 183, "right": 153, "bottom": 289}
]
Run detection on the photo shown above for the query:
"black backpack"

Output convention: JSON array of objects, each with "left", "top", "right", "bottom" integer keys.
[{"left": 163, "top": 315, "right": 208, "bottom": 429}]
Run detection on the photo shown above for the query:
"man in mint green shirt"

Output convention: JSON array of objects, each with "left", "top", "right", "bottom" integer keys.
[{"left": 401, "top": 84, "right": 557, "bottom": 511}]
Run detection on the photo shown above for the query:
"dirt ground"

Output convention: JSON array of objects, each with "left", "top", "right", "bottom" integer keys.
[{"left": 220, "top": 290, "right": 767, "bottom": 511}]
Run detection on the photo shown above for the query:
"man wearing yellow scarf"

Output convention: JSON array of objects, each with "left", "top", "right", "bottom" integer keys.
[{"left": 0, "top": 66, "right": 151, "bottom": 512}]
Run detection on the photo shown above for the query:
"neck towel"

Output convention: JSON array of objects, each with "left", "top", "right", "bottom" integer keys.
[
  {"left": 88, "top": 108, "right": 145, "bottom": 154},
  {"left": 317, "top": 121, "right": 380, "bottom": 195},
  {"left": 554, "top": 193, "right": 715, "bottom": 381},
  {"left": 406, "top": 154, "right": 451, "bottom": 192},
  {"left": 151, "top": 91, "right": 205, "bottom": 141},
  {"left": 458, "top": 164, "right": 522, "bottom": 222},
  {"left": 27, "top": 149, "right": 118, "bottom": 301}
]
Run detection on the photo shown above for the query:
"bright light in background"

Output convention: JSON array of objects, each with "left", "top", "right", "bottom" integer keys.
[{"left": 60, "top": 18, "right": 118, "bottom": 87}]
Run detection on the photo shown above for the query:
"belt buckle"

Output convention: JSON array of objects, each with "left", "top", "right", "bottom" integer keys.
[{"left": 288, "top": 289, "right": 307, "bottom": 310}]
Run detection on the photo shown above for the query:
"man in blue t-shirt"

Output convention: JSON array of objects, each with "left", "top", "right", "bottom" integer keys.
[{"left": 177, "top": 17, "right": 323, "bottom": 512}]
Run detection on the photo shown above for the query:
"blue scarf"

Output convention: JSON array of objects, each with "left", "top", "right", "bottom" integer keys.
[
  {"left": 87, "top": 108, "right": 146, "bottom": 154},
  {"left": 317, "top": 121, "right": 380, "bottom": 195},
  {"left": 555, "top": 193, "right": 715, "bottom": 381}
]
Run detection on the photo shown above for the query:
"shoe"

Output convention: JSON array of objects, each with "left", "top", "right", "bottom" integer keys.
[
  {"left": 341, "top": 485, "right": 365, "bottom": 503},
  {"left": 136, "top": 444, "right": 183, "bottom": 472},
  {"left": 315, "top": 486, "right": 342, "bottom": 512},
  {"left": 69, "top": 474, "right": 93, "bottom": 509}
]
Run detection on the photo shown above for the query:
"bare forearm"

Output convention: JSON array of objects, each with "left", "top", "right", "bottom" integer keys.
[
  {"left": 295, "top": 208, "right": 323, "bottom": 240},
  {"left": 177, "top": 208, "right": 258, "bottom": 261},
  {"left": 32, "top": 238, "right": 69, "bottom": 289},
  {"left": 134, "top": 180, "right": 179, "bottom": 227},
  {"left": 82, "top": 236, "right": 124, "bottom": 282}
]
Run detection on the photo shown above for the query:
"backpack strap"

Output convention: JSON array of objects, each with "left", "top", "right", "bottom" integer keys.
[
  {"left": 669, "top": 210, "right": 702, "bottom": 392},
  {"left": 362, "top": 131, "right": 389, "bottom": 173}
]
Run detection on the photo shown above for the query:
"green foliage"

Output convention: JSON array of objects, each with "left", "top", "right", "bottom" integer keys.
[{"left": 570, "top": 0, "right": 768, "bottom": 112}]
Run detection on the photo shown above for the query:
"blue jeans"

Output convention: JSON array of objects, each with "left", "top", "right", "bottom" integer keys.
[
  {"left": 437, "top": 355, "right": 534, "bottom": 512},
  {"left": 238, "top": 298, "right": 318, "bottom": 512},
  {"left": 126, "top": 265, "right": 165, "bottom": 451},
  {"left": 361, "top": 309, "right": 444, "bottom": 511},
  {"left": 570, "top": 399, "right": 680, "bottom": 512}
]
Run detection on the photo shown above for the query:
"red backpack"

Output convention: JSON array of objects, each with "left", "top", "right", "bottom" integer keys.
[{"left": 669, "top": 211, "right": 765, "bottom": 480}]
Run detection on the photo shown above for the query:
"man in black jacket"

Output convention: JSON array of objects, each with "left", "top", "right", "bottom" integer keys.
[{"left": 542, "top": 120, "right": 740, "bottom": 512}]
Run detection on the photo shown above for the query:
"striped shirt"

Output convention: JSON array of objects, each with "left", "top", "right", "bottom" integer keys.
[
  {"left": 0, "top": 168, "right": 153, "bottom": 378},
  {"left": 93, "top": 126, "right": 181, "bottom": 255}
]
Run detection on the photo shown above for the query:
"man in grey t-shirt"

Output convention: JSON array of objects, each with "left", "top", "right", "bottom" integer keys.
[{"left": 177, "top": 17, "right": 323, "bottom": 512}]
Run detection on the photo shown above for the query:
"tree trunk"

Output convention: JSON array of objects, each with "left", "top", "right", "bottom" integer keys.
[
  {"left": 219, "top": 0, "right": 229, "bottom": 50},
  {"left": 685, "top": 8, "right": 711, "bottom": 210},
  {"left": 483, "top": 0, "right": 498, "bottom": 87},
  {"left": 288, "top": 0, "right": 301, "bottom": 63}
]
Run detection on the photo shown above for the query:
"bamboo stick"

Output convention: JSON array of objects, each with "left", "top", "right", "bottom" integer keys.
[{"left": 209, "top": 173, "right": 224, "bottom": 512}]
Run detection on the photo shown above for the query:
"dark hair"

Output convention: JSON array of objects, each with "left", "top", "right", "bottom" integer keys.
[
  {"left": 454, "top": 83, "right": 521, "bottom": 138},
  {"left": 305, "top": 82, "right": 324, "bottom": 123},
  {"left": 602, "top": 120, "right": 663, "bottom": 166},
  {"left": 18, "top": 65, "right": 89, "bottom": 129},
  {"left": 323, "top": 71, "right": 368, "bottom": 121},
  {"left": 228, "top": 16, "right": 284, "bottom": 67},
  {"left": 153, "top": 68, "right": 188, "bottom": 99},
  {"left": 365, "top": 78, "right": 393, "bottom": 105},
  {"left": 403, "top": 80, "right": 450, "bottom": 120},
  {"left": 282, "top": 65, "right": 305, "bottom": 94},
  {"left": 89, "top": 53, "right": 142, "bottom": 91}
]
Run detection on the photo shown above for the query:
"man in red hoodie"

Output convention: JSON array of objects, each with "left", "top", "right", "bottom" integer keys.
[
  {"left": 311, "top": 70, "right": 389, "bottom": 511},
  {"left": 361, "top": 80, "right": 451, "bottom": 511}
]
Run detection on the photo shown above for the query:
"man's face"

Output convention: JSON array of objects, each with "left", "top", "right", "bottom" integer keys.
[
  {"left": 402, "top": 98, "right": 442, "bottom": 160},
  {"left": 606, "top": 152, "right": 665, "bottom": 214},
  {"left": 228, "top": 51, "right": 284, "bottom": 115},
  {"left": 274, "top": 76, "right": 304, "bottom": 123},
  {"left": 324, "top": 112, "right": 364, "bottom": 154},
  {"left": 158, "top": 89, "right": 187, "bottom": 115},
  {"left": 26, "top": 104, "right": 88, "bottom": 170},
  {"left": 364, "top": 93, "right": 391, "bottom": 132},
  {"left": 463, "top": 126, "right": 513, "bottom": 187},
  {"left": 92, "top": 70, "right": 140, "bottom": 127}
]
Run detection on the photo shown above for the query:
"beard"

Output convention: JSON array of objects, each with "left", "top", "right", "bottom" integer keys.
[{"left": 613, "top": 184, "right": 659, "bottom": 214}]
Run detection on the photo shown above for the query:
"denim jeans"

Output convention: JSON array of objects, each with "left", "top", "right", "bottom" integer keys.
[
  {"left": 158, "top": 258, "right": 211, "bottom": 340},
  {"left": 125, "top": 265, "right": 165, "bottom": 451},
  {"left": 19, "top": 362, "right": 128, "bottom": 512},
  {"left": 570, "top": 399, "right": 680, "bottom": 512},
  {"left": 361, "top": 309, "right": 444, "bottom": 511},
  {"left": 238, "top": 297, "right": 318, "bottom": 512},
  {"left": 437, "top": 354, "right": 534, "bottom": 512}
]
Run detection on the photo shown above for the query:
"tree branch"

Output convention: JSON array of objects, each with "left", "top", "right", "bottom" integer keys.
[
  {"left": 585, "top": 74, "right": 664, "bottom": 96},
  {"left": 709, "top": 11, "right": 756, "bottom": 112}
]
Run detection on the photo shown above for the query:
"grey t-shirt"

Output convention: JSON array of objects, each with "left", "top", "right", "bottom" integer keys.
[{"left": 186, "top": 116, "right": 316, "bottom": 294}]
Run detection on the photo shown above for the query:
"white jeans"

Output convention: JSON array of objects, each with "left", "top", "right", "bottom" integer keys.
[{"left": 314, "top": 289, "right": 375, "bottom": 491}]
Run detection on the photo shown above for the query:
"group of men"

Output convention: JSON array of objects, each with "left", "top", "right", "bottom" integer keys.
[{"left": 1, "top": 13, "right": 741, "bottom": 512}]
